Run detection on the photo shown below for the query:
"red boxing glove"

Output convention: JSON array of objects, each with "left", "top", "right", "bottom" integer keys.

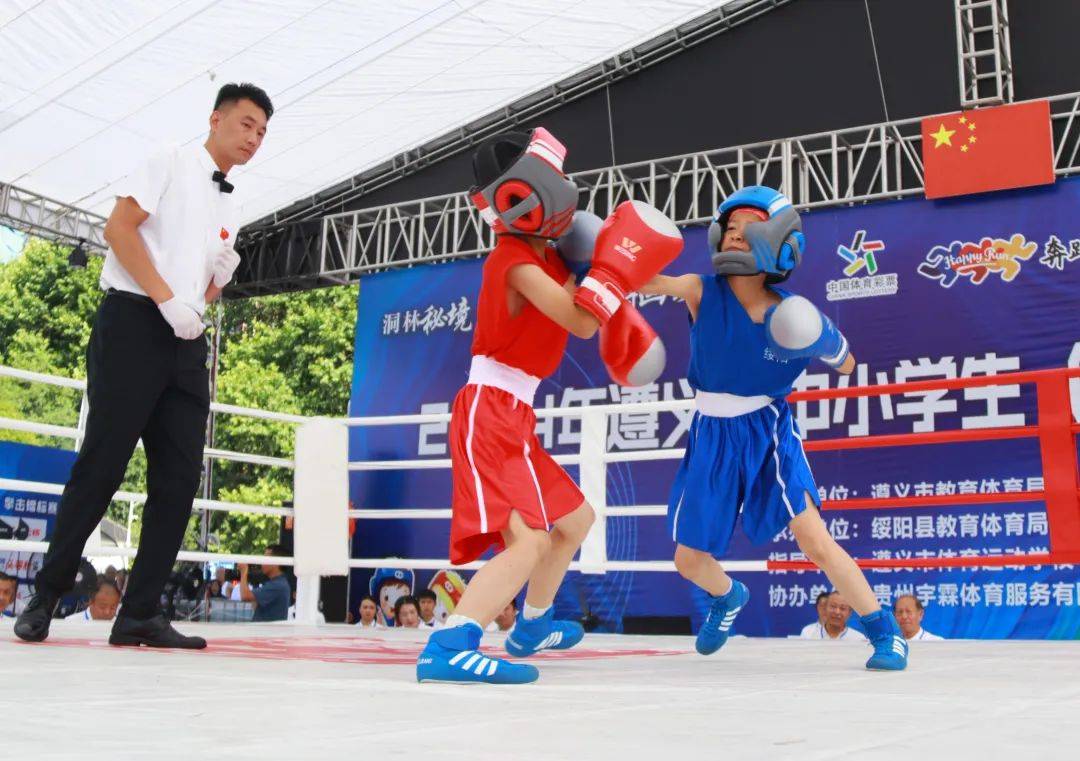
[
  {"left": 600, "top": 299, "right": 666, "bottom": 387},
  {"left": 575, "top": 201, "right": 683, "bottom": 324}
]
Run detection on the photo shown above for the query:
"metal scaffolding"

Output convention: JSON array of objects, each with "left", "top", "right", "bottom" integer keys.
[
  {"left": 238, "top": 91, "right": 1080, "bottom": 294},
  {"left": 954, "top": 0, "right": 1014, "bottom": 108},
  {"left": 0, "top": 182, "right": 107, "bottom": 250},
  {"left": 251, "top": 0, "right": 793, "bottom": 230}
]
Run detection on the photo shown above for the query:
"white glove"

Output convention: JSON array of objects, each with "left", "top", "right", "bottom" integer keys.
[
  {"left": 210, "top": 244, "right": 242, "bottom": 288},
  {"left": 158, "top": 297, "right": 206, "bottom": 340}
]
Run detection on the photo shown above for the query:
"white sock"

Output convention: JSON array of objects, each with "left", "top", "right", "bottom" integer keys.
[
  {"left": 523, "top": 603, "right": 550, "bottom": 620},
  {"left": 444, "top": 614, "right": 480, "bottom": 630}
]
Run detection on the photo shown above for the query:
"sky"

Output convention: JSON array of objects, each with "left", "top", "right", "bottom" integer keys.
[{"left": 0, "top": 225, "right": 27, "bottom": 262}]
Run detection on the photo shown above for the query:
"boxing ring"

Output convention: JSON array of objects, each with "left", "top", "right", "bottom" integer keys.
[{"left": 2, "top": 364, "right": 1079, "bottom": 760}]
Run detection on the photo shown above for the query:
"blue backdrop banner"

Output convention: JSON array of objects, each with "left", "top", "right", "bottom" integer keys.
[
  {"left": 348, "top": 178, "right": 1080, "bottom": 639},
  {"left": 0, "top": 441, "right": 75, "bottom": 615}
]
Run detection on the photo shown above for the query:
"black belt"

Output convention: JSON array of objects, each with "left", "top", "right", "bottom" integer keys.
[{"left": 106, "top": 288, "right": 157, "bottom": 307}]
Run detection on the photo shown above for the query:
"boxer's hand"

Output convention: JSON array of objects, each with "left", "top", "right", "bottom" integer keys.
[
  {"left": 575, "top": 201, "right": 683, "bottom": 324},
  {"left": 600, "top": 299, "right": 666, "bottom": 387},
  {"left": 764, "top": 295, "right": 849, "bottom": 368},
  {"left": 554, "top": 210, "right": 603, "bottom": 281}
]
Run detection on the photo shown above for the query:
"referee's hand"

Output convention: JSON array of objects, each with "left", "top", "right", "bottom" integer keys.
[{"left": 158, "top": 297, "right": 206, "bottom": 340}]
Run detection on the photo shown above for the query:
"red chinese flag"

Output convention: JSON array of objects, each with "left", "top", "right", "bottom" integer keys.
[{"left": 920, "top": 100, "right": 1055, "bottom": 199}]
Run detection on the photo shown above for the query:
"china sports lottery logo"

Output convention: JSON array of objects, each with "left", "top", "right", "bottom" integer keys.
[
  {"left": 825, "top": 230, "right": 898, "bottom": 301},
  {"left": 916, "top": 233, "right": 1036, "bottom": 288}
]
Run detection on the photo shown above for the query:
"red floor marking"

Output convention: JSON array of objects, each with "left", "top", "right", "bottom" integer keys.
[{"left": 22, "top": 636, "right": 684, "bottom": 665}]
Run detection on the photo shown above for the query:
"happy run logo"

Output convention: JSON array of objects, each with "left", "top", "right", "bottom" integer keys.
[{"left": 916, "top": 233, "right": 1036, "bottom": 288}]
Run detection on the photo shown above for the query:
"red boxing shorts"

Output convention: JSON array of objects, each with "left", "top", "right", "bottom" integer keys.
[{"left": 448, "top": 382, "right": 583, "bottom": 565}]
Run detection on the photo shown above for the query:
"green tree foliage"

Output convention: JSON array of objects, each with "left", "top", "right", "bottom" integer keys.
[{"left": 0, "top": 236, "right": 358, "bottom": 556}]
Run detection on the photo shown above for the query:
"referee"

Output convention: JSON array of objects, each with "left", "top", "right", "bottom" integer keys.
[{"left": 14, "top": 83, "right": 273, "bottom": 648}]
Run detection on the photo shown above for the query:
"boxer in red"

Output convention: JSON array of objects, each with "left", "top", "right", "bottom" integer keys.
[{"left": 416, "top": 127, "right": 682, "bottom": 684}]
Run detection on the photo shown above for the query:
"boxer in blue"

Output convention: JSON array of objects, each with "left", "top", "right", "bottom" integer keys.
[{"left": 641, "top": 186, "right": 907, "bottom": 671}]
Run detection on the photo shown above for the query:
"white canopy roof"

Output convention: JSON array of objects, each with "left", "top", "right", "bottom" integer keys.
[{"left": 0, "top": 0, "right": 729, "bottom": 226}]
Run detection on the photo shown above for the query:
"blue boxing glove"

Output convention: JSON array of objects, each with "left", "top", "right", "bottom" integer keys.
[
  {"left": 764, "top": 295, "right": 849, "bottom": 369},
  {"left": 554, "top": 210, "right": 602, "bottom": 281}
]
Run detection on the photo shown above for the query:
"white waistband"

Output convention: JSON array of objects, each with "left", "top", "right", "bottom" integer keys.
[
  {"left": 468, "top": 356, "right": 540, "bottom": 407},
  {"left": 695, "top": 391, "right": 772, "bottom": 417}
]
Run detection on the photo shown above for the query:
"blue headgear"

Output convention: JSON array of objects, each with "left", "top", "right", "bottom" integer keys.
[
  {"left": 707, "top": 185, "right": 804, "bottom": 284},
  {"left": 369, "top": 567, "right": 415, "bottom": 597}
]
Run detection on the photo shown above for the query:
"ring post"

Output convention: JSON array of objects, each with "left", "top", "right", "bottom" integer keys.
[{"left": 293, "top": 418, "right": 350, "bottom": 623}]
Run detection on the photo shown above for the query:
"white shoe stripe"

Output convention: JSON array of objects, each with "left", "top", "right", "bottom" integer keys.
[
  {"left": 462, "top": 653, "right": 482, "bottom": 670},
  {"left": 448, "top": 650, "right": 473, "bottom": 666},
  {"left": 487, "top": 659, "right": 497, "bottom": 676},
  {"left": 473, "top": 657, "right": 490, "bottom": 675}
]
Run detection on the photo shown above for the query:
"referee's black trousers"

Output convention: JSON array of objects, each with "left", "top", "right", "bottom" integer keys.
[{"left": 36, "top": 292, "right": 210, "bottom": 620}]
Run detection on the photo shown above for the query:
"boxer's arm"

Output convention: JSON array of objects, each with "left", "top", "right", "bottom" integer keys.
[
  {"left": 205, "top": 282, "right": 223, "bottom": 304},
  {"left": 103, "top": 197, "right": 174, "bottom": 304},
  {"left": 641, "top": 274, "right": 703, "bottom": 318},
  {"left": 837, "top": 352, "right": 856, "bottom": 375},
  {"left": 508, "top": 263, "right": 600, "bottom": 339}
]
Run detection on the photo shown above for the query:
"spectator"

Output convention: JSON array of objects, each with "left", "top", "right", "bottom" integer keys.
[
  {"left": 894, "top": 595, "right": 943, "bottom": 641},
  {"left": 394, "top": 595, "right": 421, "bottom": 628},
  {"left": 0, "top": 571, "right": 16, "bottom": 617},
  {"left": 487, "top": 599, "right": 518, "bottom": 632},
  {"left": 236, "top": 545, "right": 291, "bottom": 622},
  {"left": 799, "top": 591, "right": 831, "bottom": 638},
  {"left": 74, "top": 580, "right": 121, "bottom": 621},
  {"left": 229, "top": 568, "right": 245, "bottom": 601},
  {"left": 103, "top": 565, "right": 118, "bottom": 584},
  {"left": 799, "top": 591, "right": 866, "bottom": 641},
  {"left": 416, "top": 589, "right": 441, "bottom": 628},
  {"left": 114, "top": 569, "right": 129, "bottom": 596},
  {"left": 207, "top": 579, "right": 222, "bottom": 599},
  {"left": 356, "top": 595, "right": 382, "bottom": 629}
]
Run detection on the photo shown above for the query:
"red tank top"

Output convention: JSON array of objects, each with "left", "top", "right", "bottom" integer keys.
[{"left": 471, "top": 236, "right": 571, "bottom": 378}]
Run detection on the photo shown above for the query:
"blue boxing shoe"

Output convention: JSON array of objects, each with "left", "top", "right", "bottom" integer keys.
[
  {"left": 862, "top": 608, "right": 909, "bottom": 671},
  {"left": 417, "top": 622, "right": 538, "bottom": 684},
  {"left": 695, "top": 580, "right": 750, "bottom": 655},
  {"left": 505, "top": 608, "right": 585, "bottom": 658}
]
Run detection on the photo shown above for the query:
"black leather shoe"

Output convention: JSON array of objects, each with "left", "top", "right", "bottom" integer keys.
[
  {"left": 13, "top": 589, "right": 61, "bottom": 642},
  {"left": 109, "top": 614, "right": 207, "bottom": 649}
]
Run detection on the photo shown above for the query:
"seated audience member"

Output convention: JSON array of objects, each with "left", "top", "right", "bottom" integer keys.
[
  {"left": 394, "top": 595, "right": 421, "bottom": 628},
  {"left": 73, "top": 580, "right": 121, "bottom": 621},
  {"left": 114, "top": 569, "right": 129, "bottom": 595},
  {"left": 356, "top": 595, "right": 382, "bottom": 629},
  {"left": 894, "top": 594, "right": 943, "bottom": 640},
  {"left": 799, "top": 591, "right": 831, "bottom": 638},
  {"left": 213, "top": 567, "right": 227, "bottom": 596},
  {"left": 486, "top": 599, "right": 518, "bottom": 632},
  {"left": 799, "top": 591, "right": 867, "bottom": 641},
  {"left": 237, "top": 545, "right": 291, "bottom": 622},
  {"left": 0, "top": 571, "right": 16, "bottom": 617},
  {"left": 416, "top": 589, "right": 441, "bottom": 628}
]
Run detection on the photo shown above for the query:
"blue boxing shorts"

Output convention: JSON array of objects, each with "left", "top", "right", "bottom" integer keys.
[{"left": 667, "top": 398, "right": 821, "bottom": 557}]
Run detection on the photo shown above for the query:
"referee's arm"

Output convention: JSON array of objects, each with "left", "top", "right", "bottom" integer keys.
[{"left": 103, "top": 197, "right": 174, "bottom": 305}]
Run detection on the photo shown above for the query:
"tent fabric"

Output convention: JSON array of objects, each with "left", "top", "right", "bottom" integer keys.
[{"left": 0, "top": 0, "right": 729, "bottom": 226}]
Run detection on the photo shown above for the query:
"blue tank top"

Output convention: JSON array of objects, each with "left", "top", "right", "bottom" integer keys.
[{"left": 687, "top": 275, "right": 810, "bottom": 398}]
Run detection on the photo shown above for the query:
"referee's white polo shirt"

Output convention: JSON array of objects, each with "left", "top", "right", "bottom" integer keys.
[{"left": 101, "top": 143, "right": 240, "bottom": 313}]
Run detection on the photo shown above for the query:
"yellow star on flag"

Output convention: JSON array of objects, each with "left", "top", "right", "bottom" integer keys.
[
  {"left": 969, "top": 135, "right": 976, "bottom": 144},
  {"left": 968, "top": 121, "right": 976, "bottom": 131},
  {"left": 959, "top": 116, "right": 967, "bottom": 124},
  {"left": 930, "top": 123, "right": 956, "bottom": 148},
  {"left": 961, "top": 145, "right": 969, "bottom": 153}
]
